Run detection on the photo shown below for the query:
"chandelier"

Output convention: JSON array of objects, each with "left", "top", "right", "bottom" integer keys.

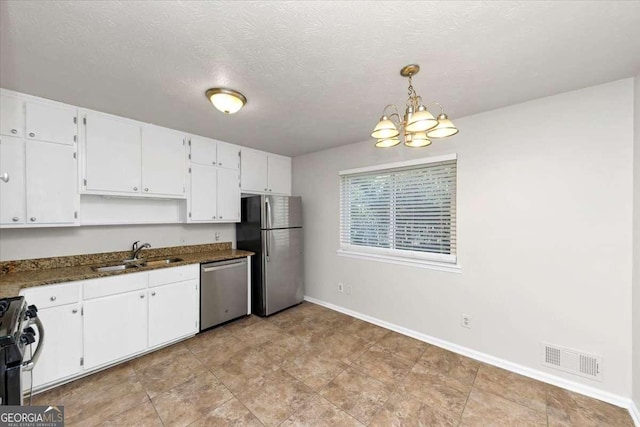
[{"left": 371, "top": 64, "right": 459, "bottom": 148}]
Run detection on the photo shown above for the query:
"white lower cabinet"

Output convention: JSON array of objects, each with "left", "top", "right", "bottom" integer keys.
[
  {"left": 83, "top": 290, "right": 148, "bottom": 370},
  {"left": 20, "top": 264, "right": 201, "bottom": 390},
  {"left": 20, "top": 281, "right": 83, "bottom": 390},
  {"left": 28, "top": 303, "right": 83, "bottom": 389},
  {"left": 148, "top": 279, "right": 198, "bottom": 348}
]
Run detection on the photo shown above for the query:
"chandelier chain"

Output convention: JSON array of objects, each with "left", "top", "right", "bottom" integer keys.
[{"left": 407, "top": 74, "right": 416, "bottom": 100}]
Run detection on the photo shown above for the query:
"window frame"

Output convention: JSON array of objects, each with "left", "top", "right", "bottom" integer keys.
[{"left": 337, "top": 153, "right": 461, "bottom": 273}]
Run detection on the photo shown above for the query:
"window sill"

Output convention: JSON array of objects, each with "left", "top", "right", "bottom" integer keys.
[{"left": 336, "top": 249, "right": 462, "bottom": 273}]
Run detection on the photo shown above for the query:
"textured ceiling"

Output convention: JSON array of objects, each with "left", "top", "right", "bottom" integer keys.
[{"left": 1, "top": 1, "right": 639, "bottom": 157}]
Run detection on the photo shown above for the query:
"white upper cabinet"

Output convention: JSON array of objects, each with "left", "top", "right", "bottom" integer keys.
[
  {"left": 26, "top": 101, "right": 77, "bottom": 146},
  {"left": 141, "top": 125, "right": 186, "bottom": 197},
  {"left": 1, "top": 136, "right": 78, "bottom": 228},
  {"left": 188, "top": 162, "right": 240, "bottom": 223},
  {"left": 190, "top": 135, "right": 217, "bottom": 166},
  {"left": 240, "top": 148, "right": 268, "bottom": 193},
  {"left": 83, "top": 111, "right": 142, "bottom": 194},
  {"left": 26, "top": 140, "right": 78, "bottom": 225},
  {"left": 0, "top": 136, "right": 25, "bottom": 225},
  {"left": 82, "top": 113, "right": 186, "bottom": 199},
  {"left": 189, "top": 135, "right": 240, "bottom": 170},
  {"left": 267, "top": 155, "right": 292, "bottom": 195},
  {"left": 216, "top": 141, "right": 240, "bottom": 170},
  {"left": 240, "top": 147, "right": 291, "bottom": 195},
  {"left": 0, "top": 94, "right": 25, "bottom": 138},
  {"left": 189, "top": 163, "right": 217, "bottom": 221},
  {"left": 217, "top": 168, "right": 240, "bottom": 221}
]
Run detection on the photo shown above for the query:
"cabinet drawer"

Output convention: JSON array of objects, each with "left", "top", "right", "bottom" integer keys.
[
  {"left": 21, "top": 282, "right": 80, "bottom": 309},
  {"left": 83, "top": 271, "right": 148, "bottom": 300},
  {"left": 149, "top": 264, "right": 198, "bottom": 288}
]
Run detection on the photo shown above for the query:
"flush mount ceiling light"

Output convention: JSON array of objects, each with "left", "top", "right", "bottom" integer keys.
[
  {"left": 206, "top": 88, "right": 247, "bottom": 114},
  {"left": 371, "top": 64, "right": 459, "bottom": 148}
]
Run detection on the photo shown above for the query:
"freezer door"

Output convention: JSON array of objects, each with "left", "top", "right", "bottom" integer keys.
[
  {"left": 262, "top": 195, "right": 302, "bottom": 229},
  {"left": 262, "top": 228, "right": 304, "bottom": 315}
]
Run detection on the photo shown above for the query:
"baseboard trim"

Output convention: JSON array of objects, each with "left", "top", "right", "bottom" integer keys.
[
  {"left": 630, "top": 400, "right": 640, "bottom": 426},
  {"left": 304, "top": 295, "right": 638, "bottom": 424}
]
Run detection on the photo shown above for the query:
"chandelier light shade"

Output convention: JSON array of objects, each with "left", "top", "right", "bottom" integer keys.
[
  {"left": 427, "top": 113, "right": 460, "bottom": 138},
  {"left": 375, "top": 137, "right": 401, "bottom": 148},
  {"left": 371, "top": 64, "right": 458, "bottom": 148},
  {"left": 206, "top": 88, "right": 247, "bottom": 114},
  {"left": 404, "top": 132, "right": 432, "bottom": 148},
  {"left": 371, "top": 116, "right": 400, "bottom": 139}
]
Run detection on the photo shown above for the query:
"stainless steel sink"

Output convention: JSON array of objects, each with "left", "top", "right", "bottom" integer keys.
[
  {"left": 91, "top": 257, "right": 183, "bottom": 272},
  {"left": 92, "top": 263, "right": 141, "bottom": 272},
  {"left": 142, "top": 257, "right": 184, "bottom": 267}
]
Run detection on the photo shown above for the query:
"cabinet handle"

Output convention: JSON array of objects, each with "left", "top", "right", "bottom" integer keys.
[
  {"left": 144, "top": 188, "right": 149, "bottom": 192},
  {"left": 12, "top": 217, "right": 19, "bottom": 222},
  {"left": 10, "top": 129, "right": 17, "bottom": 134},
  {"left": 0, "top": 172, "right": 9, "bottom": 183},
  {"left": 30, "top": 217, "right": 36, "bottom": 222},
  {"left": 28, "top": 132, "right": 35, "bottom": 137},
  {"left": 269, "top": 189, "right": 272, "bottom": 192},
  {"left": 264, "top": 188, "right": 267, "bottom": 191},
  {"left": 151, "top": 292, "right": 156, "bottom": 296},
  {"left": 219, "top": 216, "right": 222, "bottom": 219},
  {"left": 140, "top": 294, "right": 145, "bottom": 299},
  {"left": 72, "top": 309, "right": 78, "bottom": 314},
  {"left": 50, "top": 296, "right": 56, "bottom": 302},
  {"left": 219, "top": 162, "right": 222, "bottom": 166},
  {"left": 212, "top": 161, "right": 216, "bottom": 165},
  {"left": 133, "top": 187, "right": 138, "bottom": 191}
]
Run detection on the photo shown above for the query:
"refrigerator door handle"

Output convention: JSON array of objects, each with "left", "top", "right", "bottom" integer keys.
[
  {"left": 265, "top": 231, "right": 270, "bottom": 262},
  {"left": 265, "top": 198, "right": 272, "bottom": 229}
]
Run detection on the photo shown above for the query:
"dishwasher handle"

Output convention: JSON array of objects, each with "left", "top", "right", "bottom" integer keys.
[{"left": 202, "top": 259, "right": 246, "bottom": 273}]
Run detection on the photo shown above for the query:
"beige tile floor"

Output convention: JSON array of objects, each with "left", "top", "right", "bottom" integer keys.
[{"left": 32, "top": 302, "right": 634, "bottom": 426}]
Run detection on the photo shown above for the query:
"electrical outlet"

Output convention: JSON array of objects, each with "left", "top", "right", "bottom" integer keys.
[
  {"left": 461, "top": 314, "right": 472, "bottom": 329},
  {"left": 214, "top": 232, "right": 220, "bottom": 241},
  {"left": 337, "top": 282, "right": 344, "bottom": 292}
]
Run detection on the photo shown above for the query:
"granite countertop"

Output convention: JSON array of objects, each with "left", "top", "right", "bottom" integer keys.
[{"left": 0, "top": 243, "right": 254, "bottom": 298}]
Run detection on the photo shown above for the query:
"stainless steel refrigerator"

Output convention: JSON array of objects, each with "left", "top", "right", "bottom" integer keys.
[{"left": 236, "top": 195, "right": 303, "bottom": 316}]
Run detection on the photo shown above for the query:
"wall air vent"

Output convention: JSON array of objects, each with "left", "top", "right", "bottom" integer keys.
[{"left": 541, "top": 342, "right": 602, "bottom": 381}]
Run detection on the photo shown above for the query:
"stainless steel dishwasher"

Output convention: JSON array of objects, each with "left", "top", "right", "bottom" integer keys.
[{"left": 200, "top": 258, "right": 248, "bottom": 331}]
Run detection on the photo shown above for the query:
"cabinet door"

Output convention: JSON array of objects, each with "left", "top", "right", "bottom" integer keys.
[
  {"left": 240, "top": 148, "right": 268, "bottom": 192},
  {"left": 84, "top": 112, "right": 141, "bottom": 194},
  {"left": 189, "top": 164, "right": 217, "bottom": 222},
  {"left": 148, "top": 280, "right": 198, "bottom": 347},
  {"left": 25, "top": 140, "right": 77, "bottom": 225},
  {"left": 267, "top": 155, "right": 292, "bottom": 195},
  {"left": 28, "top": 303, "right": 83, "bottom": 389},
  {"left": 141, "top": 126, "right": 186, "bottom": 197},
  {"left": 217, "top": 168, "right": 240, "bottom": 221},
  {"left": 190, "top": 135, "right": 217, "bottom": 166},
  {"left": 0, "top": 95, "right": 25, "bottom": 138},
  {"left": 216, "top": 141, "right": 240, "bottom": 170},
  {"left": 83, "top": 291, "right": 148, "bottom": 370},
  {"left": 0, "top": 136, "right": 25, "bottom": 225},
  {"left": 26, "top": 102, "right": 76, "bottom": 146}
]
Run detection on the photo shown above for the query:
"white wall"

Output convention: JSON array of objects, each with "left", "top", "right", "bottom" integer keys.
[
  {"left": 0, "top": 223, "right": 235, "bottom": 260},
  {"left": 633, "top": 76, "right": 640, "bottom": 410},
  {"left": 293, "top": 79, "right": 634, "bottom": 397}
]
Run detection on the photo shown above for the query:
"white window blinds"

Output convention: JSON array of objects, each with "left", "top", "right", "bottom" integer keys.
[{"left": 339, "top": 157, "right": 457, "bottom": 264}]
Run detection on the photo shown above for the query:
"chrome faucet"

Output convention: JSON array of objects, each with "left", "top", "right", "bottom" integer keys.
[{"left": 131, "top": 241, "right": 151, "bottom": 260}]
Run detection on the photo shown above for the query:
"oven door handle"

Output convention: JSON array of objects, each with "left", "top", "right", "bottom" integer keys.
[{"left": 22, "top": 316, "right": 44, "bottom": 372}]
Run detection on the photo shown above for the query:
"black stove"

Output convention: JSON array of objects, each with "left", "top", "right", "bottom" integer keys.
[{"left": 0, "top": 296, "right": 41, "bottom": 406}]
